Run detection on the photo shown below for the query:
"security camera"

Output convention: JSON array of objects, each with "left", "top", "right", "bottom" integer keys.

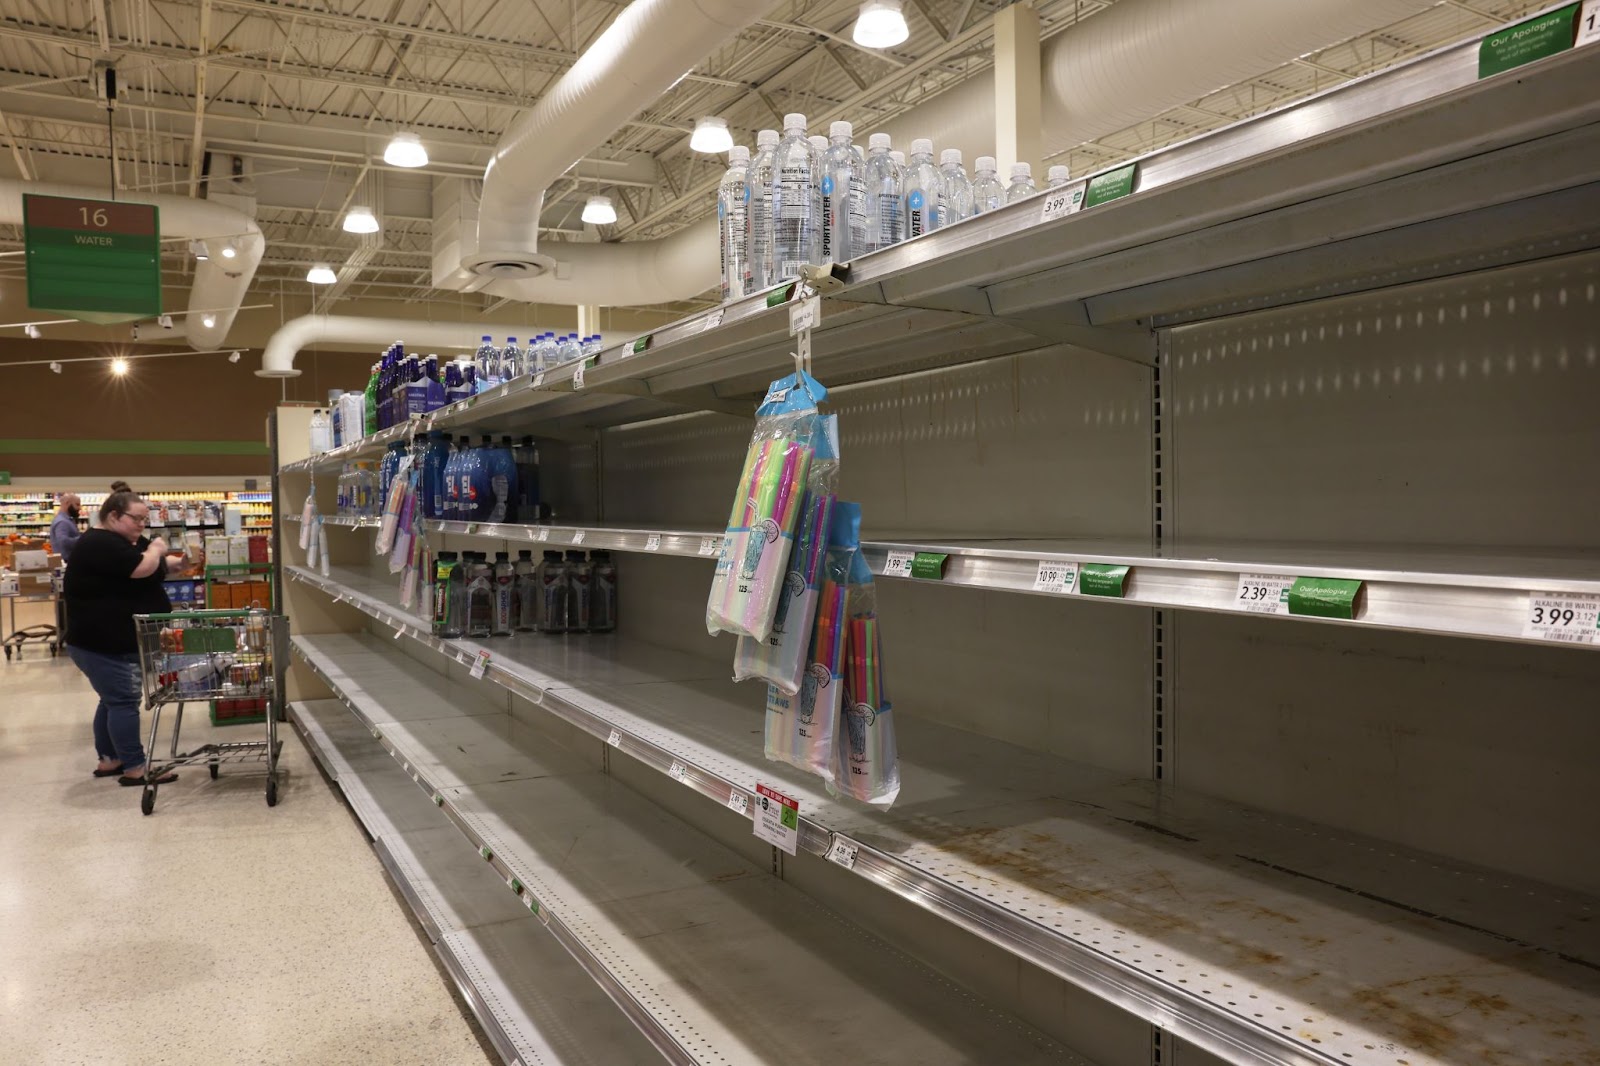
[{"left": 229, "top": 351, "right": 241, "bottom": 363}]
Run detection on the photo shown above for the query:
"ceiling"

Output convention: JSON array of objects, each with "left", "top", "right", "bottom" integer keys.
[{"left": 0, "top": 0, "right": 1555, "bottom": 317}]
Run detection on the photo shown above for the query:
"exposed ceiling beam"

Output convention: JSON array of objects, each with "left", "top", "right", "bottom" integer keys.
[{"left": 188, "top": 0, "right": 213, "bottom": 197}]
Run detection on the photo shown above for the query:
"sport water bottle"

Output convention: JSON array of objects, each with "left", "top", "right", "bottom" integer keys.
[
  {"left": 564, "top": 550, "right": 592, "bottom": 632},
  {"left": 308, "top": 409, "right": 331, "bottom": 453},
  {"left": 821, "top": 121, "right": 863, "bottom": 264},
  {"left": 515, "top": 436, "right": 541, "bottom": 522},
  {"left": 808, "top": 135, "right": 829, "bottom": 265},
  {"left": 862, "top": 134, "right": 902, "bottom": 253},
  {"left": 747, "top": 129, "right": 779, "bottom": 290},
  {"left": 589, "top": 551, "right": 617, "bottom": 633},
  {"left": 772, "top": 113, "right": 816, "bottom": 281},
  {"left": 538, "top": 550, "right": 568, "bottom": 633},
  {"left": 1006, "top": 162, "right": 1037, "bottom": 203},
  {"left": 465, "top": 552, "right": 493, "bottom": 638},
  {"left": 903, "top": 138, "right": 940, "bottom": 239},
  {"left": 971, "top": 156, "right": 1005, "bottom": 214},
  {"left": 937, "top": 148, "right": 973, "bottom": 227},
  {"left": 718, "top": 146, "right": 750, "bottom": 300},
  {"left": 558, "top": 333, "right": 580, "bottom": 365}
]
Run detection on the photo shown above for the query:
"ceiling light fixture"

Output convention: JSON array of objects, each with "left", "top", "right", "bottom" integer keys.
[
  {"left": 383, "top": 131, "right": 429, "bottom": 168},
  {"left": 852, "top": 0, "right": 909, "bottom": 48},
  {"left": 24, "top": 324, "right": 40, "bottom": 339},
  {"left": 190, "top": 239, "right": 210, "bottom": 261},
  {"left": 229, "top": 351, "right": 241, "bottom": 363},
  {"left": 306, "top": 263, "right": 337, "bottom": 285},
  {"left": 690, "top": 116, "right": 733, "bottom": 154},
  {"left": 343, "top": 206, "right": 380, "bottom": 234},
  {"left": 581, "top": 196, "right": 617, "bottom": 225},
  {"left": 220, "top": 240, "right": 238, "bottom": 259},
  {"left": 111, "top": 357, "right": 129, "bottom": 376},
  {"left": 49, "top": 361, "right": 62, "bottom": 374},
  {"left": 201, "top": 313, "right": 217, "bottom": 329}
]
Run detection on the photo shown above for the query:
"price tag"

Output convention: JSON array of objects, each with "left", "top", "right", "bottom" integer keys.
[
  {"left": 508, "top": 877, "right": 523, "bottom": 895},
  {"left": 433, "top": 793, "right": 444, "bottom": 806},
  {"left": 703, "top": 308, "right": 724, "bottom": 332},
  {"left": 1033, "top": 559, "right": 1078, "bottom": 594},
  {"left": 1525, "top": 592, "right": 1600, "bottom": 644},
  {"left": 668, "top": 761, "right": 690, "bottom": 783},
  {"left": 825, "top": 835, "right": 858, "bottom": 870},
  {"left": 479, "top": 846, "right": 494, "bottom": 861},
  {"left": 607, "top": 729, "right": 621, "bottom": 748},
  {"left": 532, "top": 369, "right": 546, "bottom": 387},
  {"left": 727, "top": 790, "right": 749, "bottom": 816},
  {"left": 788, "top": 295, "right": 820, "bottom": 335},
  {"left": 464, "top": 523, "right": 477, "bottom": 535},
  {"left": 573, "top": 360, "right": 587, "bottom": 390},
  {"left": 393, "top": 626, "right": 404, "bottom": 639},
  {"left": 571, "top": 530, "right": 586, "bottom": 545},
  {"left": 645, "top": 534, "right": 662, "bottom": 552},
  {"left": 469, "top": 650, "right": 490, "bottom": 679},
  {"left": 537, "top": 527, "right": 550, "bottom": 542},
  {"left": 883, "top": 550, "right": 915, "bottom": 577},
  {"left": 456, "top": 651, "right": 469, "bottom": 664},
  {"left": 1235, "top": 573, "right": 1292, "bottom": 614},
  {"left": 1578, "top": 0, "right": 1600, "bottom": 47},
  {"left": 699, "top": 535, "right": 720, "bottom": 557},
  {"left": 753, "top": 783, "right": 799, "bottom": 855},
  {"left": 1040, "top": 182, "right": 1085, "bottom": 223}
]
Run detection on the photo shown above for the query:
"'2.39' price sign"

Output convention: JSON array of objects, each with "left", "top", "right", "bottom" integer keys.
[{"left": 1525, "top": 593, "right": 1600, "bottom": 644}]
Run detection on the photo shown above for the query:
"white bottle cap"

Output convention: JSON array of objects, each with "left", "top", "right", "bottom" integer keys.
[
  {"left": 783, "top": 113, "right": 807, "bottom": 132},
  {"left": 757, "top": 129, "right": 779, "bottom": 146},
  {"left": 889, "top": 151, "right": 906, "bottom": 165},
  {"left": 976, "top": 155, "right": 997, "bottom": 172},
  {"left": 809, "top": 135, "right": 828, "bottom": 151},
  {"left": 911, "top": 138, "right": 933, "bottom": 156},
  {"left": 1048, "top": 164, "right": 1070, "bottom": 182},
  {"left": 940, "top": 148, "right": 963, "bottom": 165},
  {"left": 868, "top": 132, "right": 892, "bottom": 150},
  {"left": 830, "top": 121, "right": 853, "bottom": 139},
  {"left": 1010, "top": 162, "right": 1033, "bottom": 180},
  {"left": 728, "top": 145, "right": 750, "bottom": 163}
]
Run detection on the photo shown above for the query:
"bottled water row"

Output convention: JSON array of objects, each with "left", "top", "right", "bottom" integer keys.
[
  {"left": 471, "top": 332, "right": 603, "bottom": 392},
  {"left": 719, "top": 113, "right": 1073, "bottom": 302}
]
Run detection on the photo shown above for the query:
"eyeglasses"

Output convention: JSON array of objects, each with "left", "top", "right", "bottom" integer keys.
[{"left": 120, "top": 511, "right": 151, "bottom": 526}]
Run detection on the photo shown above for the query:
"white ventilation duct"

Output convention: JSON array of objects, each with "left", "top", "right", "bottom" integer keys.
[
  {"left": 0, "top": 178, "right": 262, "bottom": 349},
  {"left": 257, "top": 314, "right": 495, "bottom": 378}
]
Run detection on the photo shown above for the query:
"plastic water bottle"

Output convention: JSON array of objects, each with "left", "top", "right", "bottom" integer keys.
[
  {"left": 485, "top": 436, "right": 517, "bottom": 523},
  {"left": 473, "top": 335, "right": 498, "bottom": 392},
  {"left": 583, "top": 335, "right": 602, "bottom": 359},
  {"left": 772, "top": 113, "right": 816, "bottom": 281},
  {"left": 821, "top": 121, "right": 864, "bottom": 264},
  {"left": 747, "top": 129, "right": 780, "bottom": 290},
  {"left": 500, "top": 337, "right": 523, "bottom": 381},
  {"left": 718, "top": 145, "right": 752, "bottom": 301},
  {"left": 937, "top": 148, "right": 973, "bottom": 228},
  {"left": 1006, "top": 162, "right": 1037, "bottom": 203},
  {"left": 558, "top": 333, "right": 580, "bottom": 365},
  {"left": 971, "top": 156, "right": 1005, "bottom": 214},
  {"left": 807, "top": 135, "right": 829, "bottom": 264},
  {"left": 1048, "top": 164, "right": 1072, "bottom": 188},
  {"left": 514, "top": 436, "right": 541, "bottom": 522},
  {"left": 308, "top": 409, "right": 331, "bottom": 453},
  {"left": 530, "top": 333, "right": 551, "bottom": 375},
  {"left": 903, "top": 138, "right": 940, "bottom": 239},
  {"left": 492, "top": 552, "right": 515, "bottom": 636},
  {"left": 862, "top": 134, "right": 902, "bottom": 253}
]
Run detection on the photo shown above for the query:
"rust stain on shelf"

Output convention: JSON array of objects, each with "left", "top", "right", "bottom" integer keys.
[{"left": 1350, "top": 986, "right": 1455, "bottom": 1057}]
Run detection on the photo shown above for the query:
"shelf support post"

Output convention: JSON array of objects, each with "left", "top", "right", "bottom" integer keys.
[{"left": 994, "top": 1, "right": 1041, "bottom": 177}]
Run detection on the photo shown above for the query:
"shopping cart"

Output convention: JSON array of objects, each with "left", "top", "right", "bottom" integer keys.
[{"left": 133, "top": 608, "right": 287, "bottom": 815}]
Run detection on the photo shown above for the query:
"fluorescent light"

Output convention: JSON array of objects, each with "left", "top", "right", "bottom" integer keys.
[
  {"left": 690, "top": 116, "right": 733, "bottom": 154},
  {"left": 852, "top": 0, "right": 909, "bottom": 48},
  {"left": 383, "top": 131, "right": 429, "bottom": 168},
  {"left": 306, "top": 262, "right": 337, "bottom": 285},
  {"left": 201, "top": 314, "right": 217, "bottom": 329},
  {"left": 189, "top": 239, "right": 210, "bottom": 261},
  {"left": 581, "top": 196, "right": 617, "bottom": 225},
  {"left": 343, "top": 206, "right": 380, "bottom": 234},
  {"left": 220, "top": 240, "right": 238, "bottom": 259},
  {"left": 111, "top": 357, "right": 129, "bottom": 376}
]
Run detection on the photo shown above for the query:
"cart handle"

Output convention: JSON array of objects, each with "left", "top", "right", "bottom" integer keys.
[{"left": 135, "top": 609, "right": 272, "bottom": 621}]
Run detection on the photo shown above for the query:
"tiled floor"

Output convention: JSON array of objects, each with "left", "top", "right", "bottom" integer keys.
[{"left": 0, "top": 602, "right": 496, "bottom": 1066}]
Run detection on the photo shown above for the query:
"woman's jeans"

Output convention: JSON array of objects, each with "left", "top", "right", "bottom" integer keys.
[{"left": 67, "top": 646, "right": 146, "bottom": 769}]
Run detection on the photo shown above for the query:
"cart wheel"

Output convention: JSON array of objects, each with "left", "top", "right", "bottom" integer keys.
[
  {"left": 266, "top": 778, "right": 278, "bottom": 807},
  {"left": 209, "top": 761, "right": 220, "bottom": 780},
  {"left": 140, "top": 788, "right": 155, "bottom": 816}
]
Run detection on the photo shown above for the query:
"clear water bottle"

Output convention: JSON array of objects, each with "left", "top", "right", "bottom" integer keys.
[
  {"left": 513, "top": 550, "right": 538, "bottom": 632},
  {"left": 718, "top": 145, "right": 752, "bottom": 302},
  {"left": 564, "top": 549, "right": 592, "bottom": 632},
  {"left": 537, "top": 550, "right": 568, "bottom": 633},
  {"left": 808, "top": 135, "right": 829, "bottom": 265},
  {"left": 465, "top": 552, "right": 494, "bottom": 638},
  {"left": 473, "top": 335, "right": 498, "bottom": 392},
  {"left": 308, "top": 409, "right": 331, "bottom": 453},
  {"left": 971, "top": 156, "right": 1005, "bottom": 214},
  {"left": 772, "top": 113, "right": 816, "bottom": 281},
  {"left": 862, "top": 133, "right": 902, "bottom": 254},
  {"left": 821, "top": 121, "right": 864, "bottom": 265},
  {"left": 500, "top": 337, "right": 523, "bottom": 380},
  {"left": 1048, "top": 164, "right": 1072, "bottom": 188},
  {"left": 583, "top": 335, "right": 602, "bottom": 359},
  {"left": 747, "top": 129, "right": 780, "bottom": 290},
  {"left": 533, "top": 333, "right": 554, "bottom": 374},
  {"left": 589, "top": 550, "right": 617, "bottom": 633},
  {"left": 1006, "top": 162, "right": 1037, "bottom": 203},
  {"left": 558, "top": 333, "right": 580, "bottom": 365},
  {"left": 937, "top": 148, "right": 973, "bottom": 227},
  {"left": 902, "top": 138, "right": 940, "bottom": 239},
  {"left": 492, "top": 551, "right": 515, "bottom": 636}
]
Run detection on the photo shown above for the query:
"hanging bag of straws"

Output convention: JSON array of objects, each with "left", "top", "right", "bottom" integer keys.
[
  {"left": 828, "top": 532, "right": 899, "bottom": 808},
  {"left": 706, "top": 371, "right": 827, "bottom": 642}
]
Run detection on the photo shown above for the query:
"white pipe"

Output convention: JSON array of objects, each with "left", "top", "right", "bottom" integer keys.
[
  {"left": 481, "top": 219, "right": 716, "bottom": 307},
  {"left": 0, "top": 178, "right": 262, "bottom": 350},
  {"left": 256, "top": 314, "right": 492, "bottom": 378}
]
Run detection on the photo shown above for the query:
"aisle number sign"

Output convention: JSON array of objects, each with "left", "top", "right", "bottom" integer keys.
[
  {"left": 753, "top": 783, "right": 799, "bottom": 855},
  {"left": 1525, "top": 592, "right": 1600, "bottom": 644},
  {"left": 24, "top": 194, "right": 162, "bottom": 322}
]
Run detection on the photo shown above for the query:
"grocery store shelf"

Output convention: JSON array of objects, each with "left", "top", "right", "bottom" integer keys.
[
  {"left": 286, "top": 564, "right": 1600, "bottom": 1066},
  {"left": 290, "top": 640, "right": 1087, "bottom": 1066},
  {"left": 290, "top": 698, "right": 663, "bottom": 1066}
]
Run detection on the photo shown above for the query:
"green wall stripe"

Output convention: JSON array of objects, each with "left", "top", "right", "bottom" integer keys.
[{"left": 0, "top": 439, "right": 269, "bottom": 456}]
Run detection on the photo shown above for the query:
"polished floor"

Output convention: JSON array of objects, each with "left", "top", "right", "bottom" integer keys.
[{"left": 0, "top": 602, "right": 496, "bottom": 1066}]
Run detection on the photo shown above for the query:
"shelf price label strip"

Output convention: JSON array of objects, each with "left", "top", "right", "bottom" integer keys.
[{"left": 1525, "top": 591, "right": 1600, "bottom": 644}]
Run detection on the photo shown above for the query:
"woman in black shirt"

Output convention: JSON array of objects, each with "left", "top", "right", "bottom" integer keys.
[{"left": 64, "top": 490, "right": 181, "bottom": 786}]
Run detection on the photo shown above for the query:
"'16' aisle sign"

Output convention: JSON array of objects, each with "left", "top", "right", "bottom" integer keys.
[{"left": 24, "top": 194, "right": 162, "bottom": 323}]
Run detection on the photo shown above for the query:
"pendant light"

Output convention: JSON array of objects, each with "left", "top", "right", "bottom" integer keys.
[
  {"left": 306, "top": 263, "right": 337, "bottom": 285},
  {"left": 343, "top": 206, "right": 380, "bottom": 234},
  {"left": 582, "top": 196, "right": 618, "bottom": 225},
  {"left": 690, "top": 117, "right": 733, "bottom": 154},
  {"left": 383, "top": 131, "right": 429, "bottom": 168},
  {"left": 852, "top": 0, "right": 909, "bottom": 48}
]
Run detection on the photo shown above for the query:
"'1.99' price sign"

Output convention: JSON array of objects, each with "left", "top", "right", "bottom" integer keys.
[{"left": 1525, "top": 592, "right": 1600, "bottom": 644}]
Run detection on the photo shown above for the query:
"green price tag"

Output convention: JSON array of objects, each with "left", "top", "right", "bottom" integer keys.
[
  {"left": 631, "top": 335, "right": 651, "bottom": 355},
  {"left": 1287, "top": 577, "right": 1364, "bottom": 619},
  {"left": 509, "top": 878, "right": 523, "bottom": 895},
  {"left": 1478, "top": 4, "right": 1578, "bottom": 78},
  {"left": 779, "top": 804, "right": 799, "bottom": 830},
  {"left": 479, "top": 845, "right": 494, "bottom": 861},
  {"left": 766, "top": 283, "right": 797, "bottom": 307},
  {"left": 1078, "top": 564, "right": 1130, "bottom": 597},
  {"left": 1084, "top": 164, "right": 1137, "bottom": 209},
  {"left": 910, "top": 552, "right": 948, "bottom": 580}
]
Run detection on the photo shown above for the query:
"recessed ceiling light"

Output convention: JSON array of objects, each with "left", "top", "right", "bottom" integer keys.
[
  {"left": 110, "top": 357, "right": 129, "bottom": 376},
  {"left": 343, "top": 206, "right": 380, "bottom": 234},
  {"left": 383, "top": 131, "right": 429, "bottom": 168},
  {"left": 853, "top": 0, "right": 909, "bottom": 48},
  {"left": 306, "top": 263, "right": 337, "bottom": 285},
  {"left": 220, "top": 240, "right": 238, "bottom": 259},
  {"left": 581, "top": 196, "right": 617, "bottom": 225},
  {"left": 690, "top": 116, "right": 733, "bottom": 154},
  {"left": 201, "top": 313, "right": 217, "bottom": 329}
]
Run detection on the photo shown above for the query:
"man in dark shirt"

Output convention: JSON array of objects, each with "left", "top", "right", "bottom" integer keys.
[
  {"left": 64, "top": 491, "right": 181, "bottom": 786},
  {"left": 49, "top": 493, "right": 81, "bottom": 559}
]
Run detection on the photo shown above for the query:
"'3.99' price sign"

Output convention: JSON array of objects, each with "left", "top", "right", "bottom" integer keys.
[{"left": 1525, "top": 592, "right": 1600, "bottom": 644}]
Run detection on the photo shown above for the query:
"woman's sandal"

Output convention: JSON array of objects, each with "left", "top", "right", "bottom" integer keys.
[
  {"left": 119, "top": 771, "right": 178, "bottom": 786},
  {"left": 92, "top": 764, "right": 125, "bottom": 778}
]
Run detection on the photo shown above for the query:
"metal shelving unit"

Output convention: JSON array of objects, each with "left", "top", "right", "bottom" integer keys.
[{"left": 290, "top": 634, "right": 1089, "bottom": 1066}]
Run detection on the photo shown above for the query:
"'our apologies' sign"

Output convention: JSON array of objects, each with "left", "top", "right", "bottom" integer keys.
[
  {"left": 753, "top": 783, "right": 799, "bottom": 854},
  {"left": 24, "top": 195, "right": 161, "bottom": 322}
]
